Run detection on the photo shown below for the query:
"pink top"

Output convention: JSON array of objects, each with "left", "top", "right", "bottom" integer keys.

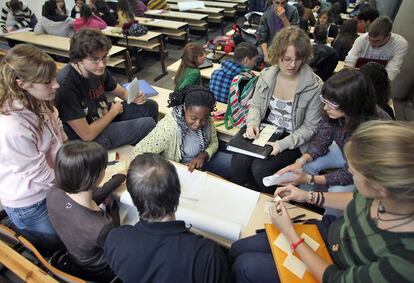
[
  {"left": 0, "top": 101, "right": 67, "bottom": 208},
  {"left": 74, "top": 15, "right": 107, "bottom": 32}
]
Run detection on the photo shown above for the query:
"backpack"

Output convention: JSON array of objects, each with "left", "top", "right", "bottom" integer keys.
[
  {"left": 224, "top": 71, "right": 258, "bottom": 129},
  {"left": 126, "top": 22, "right": 148, "bottom": 37},
  {"left": 206, "top": 35, "right": 235, "bottom": 53}
]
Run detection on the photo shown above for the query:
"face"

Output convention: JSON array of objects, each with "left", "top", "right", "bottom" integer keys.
[
  {"left": 278, "top": 45, "right": 303, "bottom": 76},
  {"left": 196, "top": 52, "right": 206, "bottom": 66},
  {"left": 76, "top": 0, "right": 84, "bottom": 6},
  {"left": 243, "top": 55, "right": 258, "bottom": 69},
  {"left": 368, "top": 34, "right": 390, "bottom": 49},
  {"left": 319, "top": 95, "right": 346, "bottom": 119},
  {"left": 348, "top": 162, "right": 379, "bottom": 199},
  {"left": 18, "top": 78, "right": 59, "bottom": 101},
  {"left": 79, "top": 50, "right": 109, "bottom": 77},
  {"left": 56, "top": 0, "right": 65, "bottom": 8},
  {"left": 319, "top": 14, "right": 329, "bottom": 25},
  {"left": 184, "top": 105, "right": 210, "bottom": 131}
]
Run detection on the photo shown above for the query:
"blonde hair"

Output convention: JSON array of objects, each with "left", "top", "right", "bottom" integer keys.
[
  {"left": 0, "top": 44, "right": 57, "bottom": 128},
  {"left": 268, "top": 26, "right": 312, "bottom": 66},
  {"left": 344, "top": 120, "right": 414, "bottom": 200},
  {"left": 174, "top": 42, "right": 204, "bottom": 88}
]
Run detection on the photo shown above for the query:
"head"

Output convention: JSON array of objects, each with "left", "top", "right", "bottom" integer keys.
[
  {"left": 368, "top": 16, "right": 392, "bottom": 48},
  {"left": 168, "top": 86, "right": 216, "bottom": 131},
  {"left": 75, "top": 0, "right": 84, "bottom": 6},
  {"left": 344, "top": 121, "right": 414, "bottom": 201},
  {"left": 360, "top": 62, "right": 390, "bottom": 107},
  {"left": 314, "top": 24, "right": 328, "bottom": 44},
  {"left": 234, "top": 42, "right": 259, "bottom": 69},
  {"left": 269, "top": 26, "right": 312, "bottom": 76},
  {"left": 55, "top": 0, "right": 67, "bottom": 11},
  {"left": 127, "top": 153, "right": 181, "bottom": 222},
  {"left": 94, "top": 0, "right": 109, "bottom": 13},
  {"left": 174, "top": 43, "right": 205, "bottom": 86},
  {"left": 357, "top": 7, "right": 379, "bottom": 31},
  {"left": 320, "top": 69, "right": 376, "bottom": 130},
  {"left": 80, "top": 4, "right": 93, "bottom": 19},
  {"left": 42, "top": 1, "right": 58, "bottom": 17},
  {"left": 69, "top": 28, "right": 112, "bottom": 76},
  {"left": 272, "top": 0, "right": 287, "bottom": 9},
  {"left": 55, "top": 141, "right": 107, "bottom": 194},
  {"left": 0, "top": 44, "right": 58, "bottom": 120},
  {"left": 329, "top": 2, "right": 341, "bottom": 15},
  {"left": 117, "top": 0, "right": 134, "bottom": 21},
  {"left": 318, "top": 10, "right": 333, "bottom": 25},
  {"left": 338, "top": 19, "right": 358, "bottom": 38},
  {"left": 9, "top": 0, "right": 22, "bottom": 13}
]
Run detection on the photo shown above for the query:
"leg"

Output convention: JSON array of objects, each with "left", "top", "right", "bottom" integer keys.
[
  {"left": 303, "top": 142, "right": 346, "bottom": 175},
  {"left": 115, "top": 99, "right": 158, "bottom": 124},
  {"left": 231, "top": 153, "right": 256, "bottom": 187},
  {"left": 203, "top": 150, "right": 233, "bottom": 180},
  {"left": 230, "top": 232, "right": 270, "bottom": 261}
]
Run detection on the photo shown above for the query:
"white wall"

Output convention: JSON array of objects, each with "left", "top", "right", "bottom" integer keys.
[{"left": 0, "top": 0, "right": 75, "bottom": 19}]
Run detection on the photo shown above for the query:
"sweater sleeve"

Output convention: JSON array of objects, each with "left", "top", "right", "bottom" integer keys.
[
  {"left": 344, "top": 35, "right": 364, "bottom": 67},
  {"left": 0, "top": 5, "right": 9, "bottom": 29},
  {"left": 34, "top": 19, "right": 45, "bottom": 34},
  {"left": 257, "top": 11, "right": 270, "bottom": 45},
  {"left": 385, "top": 35, "right": 408, "bottom": 81},
  {"left": 176, "top": 69, "right": 201, "bottom": 91}
]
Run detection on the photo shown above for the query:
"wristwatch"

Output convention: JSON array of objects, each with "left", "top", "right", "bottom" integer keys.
[{"left": 307, "top": 174, "right": 315, "bottom": 185}]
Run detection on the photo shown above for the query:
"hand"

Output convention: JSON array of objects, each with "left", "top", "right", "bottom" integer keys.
[
  {"left": 187, "top": 153, "right": 208, "bottom": 172},
  {"left": 276, "top": 6, "right": 286, "bottom": 17},
  {"left": 290, "top": 171, "right": 311, "bottom": 185},
  {"left": 274, "top": 184, "right": 310, "bottom": 203},
  {"left": 277, "top": 162, "right": 304, "bottom": 176},
  {"left": 133, "top": 91, "right": 146, "bottom": 105},
  {"left": 244, "top": 125, "right": 259, "bottom": 139},
  {"left": 270, "top": 200, "right": 295, "bottom": 237},
  {"left": 266, "top": 141, "right": 280, "bottom": 156},
  {"left": 110, "top": 101, "right": 123, "bottom": 115}
]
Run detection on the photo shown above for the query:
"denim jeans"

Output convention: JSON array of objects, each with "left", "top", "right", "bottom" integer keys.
[
  {"left": 204, "top": 150, "right": 233, "bottom": 180},
  {"left": 95, "top": 100, "right": 158, "bottom": 150},
  {"left": 4, "top": 199, "right": 62, "bottom": 250}
]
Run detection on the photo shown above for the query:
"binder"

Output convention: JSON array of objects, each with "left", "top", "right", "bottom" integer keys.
[
  {"left": 123, "top": 79, "right": 159, "bottom": 103},
  {"left": 264, "top": 223, "right": 333, "bottom": 283}
]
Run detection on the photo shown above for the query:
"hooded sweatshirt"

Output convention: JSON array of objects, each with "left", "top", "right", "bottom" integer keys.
[{"left": 34, "top": 15, "right": 74, "bottom": 37}]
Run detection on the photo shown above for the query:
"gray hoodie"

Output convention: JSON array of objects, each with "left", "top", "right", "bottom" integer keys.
[{"left": 34, "top": 16, "right": 74, "bottom": 37}]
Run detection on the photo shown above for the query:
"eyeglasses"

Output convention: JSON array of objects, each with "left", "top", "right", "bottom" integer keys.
[
  {"left": 319, "top": 95, "right": 340, "bottom": 110},
  {"left": 281, "top": 57, "right": 302, "bottom": 65},
  {"left": 87, "top": 55, "right": 110, "bottom": 65}
]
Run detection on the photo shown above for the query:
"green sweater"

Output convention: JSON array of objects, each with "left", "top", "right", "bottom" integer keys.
[
  {"left": 323, "top": 191, "right": 414, "bottom": 283},
  {"left": 175, "top": 67, "right": 201, "bottom": 91},
  {"left": 132, "top": 111, "right": 218, "bottom": 162}
]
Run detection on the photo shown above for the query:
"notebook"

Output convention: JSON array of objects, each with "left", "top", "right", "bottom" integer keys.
[
  {"left": 226, "top": 125, "right": 286, "bottom": 159},
  {"left": 123, "top": 79, "right": 159, "bottom": 104},
  {"left": 198, "top": 59, "right": 214, "bottom": 69}
]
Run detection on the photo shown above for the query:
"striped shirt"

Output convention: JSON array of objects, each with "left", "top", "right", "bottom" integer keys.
[
  {"left": 324, "top": 192, "right": 414, "bottom": 283},
  {"left": 0, "top": 1, "right": 33, "bottom": 30}
]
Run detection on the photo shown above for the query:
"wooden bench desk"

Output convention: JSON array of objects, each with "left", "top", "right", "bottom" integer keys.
[
  {"left": 135, "top": 16, "right": 189, "bottom": 42},
  {"left": 167, "top": 59, "right": 222, "bottom": 80},
  {"left": 167, "top": 0, "right": 237, "bottom": 19}
]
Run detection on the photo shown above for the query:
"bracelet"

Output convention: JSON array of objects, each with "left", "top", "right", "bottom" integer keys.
[
  {"left": 291, "top": 238, "right": 305, "bottom": 251},
  {"left": 307, "top": 191, "right": 315, "bottom": 204},
  {"left": 307, "top": 174, "right": 315, "bottom": 185},
  {"left": 319, "top": 192, "right": 325, "bottom": 207}
]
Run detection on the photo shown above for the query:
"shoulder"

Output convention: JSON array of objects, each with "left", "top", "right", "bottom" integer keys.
[
  {"left": 390, "top": 33, "right": 408, "bottom": 47},
  {"left": 105, "top": 225, "right": 136, "bottom": 247}
]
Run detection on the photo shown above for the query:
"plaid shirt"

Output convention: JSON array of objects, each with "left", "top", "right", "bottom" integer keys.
[{"left": 210, "top": 60, "right": 244, "bottom": 103}]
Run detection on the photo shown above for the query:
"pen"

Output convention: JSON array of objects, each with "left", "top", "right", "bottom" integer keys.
[
  {"left": 290, "top": 214, "right": 306, "bottom": 221},
  {"left": 108, "top": 161, "right": 119, "bottom": 166}
]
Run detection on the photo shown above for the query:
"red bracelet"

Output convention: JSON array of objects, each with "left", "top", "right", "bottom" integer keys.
[{"left": 291, "top": 238, "right": 305, "bottom": 251}]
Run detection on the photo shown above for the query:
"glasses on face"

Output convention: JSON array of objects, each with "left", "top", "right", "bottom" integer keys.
[
  {"left": 281, "top": 56, "right": 302, "bottom": 65},
  {"left": 87, "top": 55, "right": 109, "bottom": 65},
  {"left": 319, "top": 95, "right": 340, "bottom": 110}
]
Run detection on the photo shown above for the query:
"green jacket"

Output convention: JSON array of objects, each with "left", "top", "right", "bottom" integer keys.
[
  {"left": 175, "top": 67, "right": 201, "bottom": 91},
  {"left": 132, "top": 111, "right": 218, "bottom": 162}
]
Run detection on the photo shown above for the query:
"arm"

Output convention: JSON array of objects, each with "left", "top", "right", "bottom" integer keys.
[
  {"left": 385, "top": 36, "right": 408, "bottom": 81},
  {"left": 1, "top": 6, "right": 9, "bottom": 31},
  {"left": 204, "top": 120, "right": 219, "bottom": 160},
  {"left": 257, "top": 11, "right": 270, "bottom": 46},
  {"left": 285, "top": 5, "right": 299, "bottom": 26},
  {"left": 95, "top": 15, "right": 107, "bottom": 30},
  {"left": 344, "top": 35, "right": 364, "bottom": 67},
  {"left": 34, "top": 20, "right": 45, "bottom": 34},
  {"left": 14, "top": 4, "right": 32, "bottom": 29}
]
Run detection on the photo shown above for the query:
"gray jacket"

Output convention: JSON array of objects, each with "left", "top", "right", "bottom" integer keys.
[
  {"left": 246, "top": 64, "right": 323, "bottom": 153},
  {"left": 34, "top": 17, "right": 74, "bottom": 37}
]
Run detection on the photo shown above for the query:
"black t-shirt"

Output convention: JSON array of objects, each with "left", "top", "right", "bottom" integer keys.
[{"left": 55, "top": 64, "right": 117, "bottom": 140}]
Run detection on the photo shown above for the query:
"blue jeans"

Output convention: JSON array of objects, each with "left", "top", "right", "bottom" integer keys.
[
  {"left": 95, "top": 100, "right": 158, "bottom": 150},
  {"left": 4, "top": 199, "right": 62, "bottom": 250},
  {"left": 204, "top": 150, "right": 233, "bottom": 180}
]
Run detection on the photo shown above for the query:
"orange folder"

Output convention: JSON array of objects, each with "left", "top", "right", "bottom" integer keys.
[{"left": 264, "top": 223, "right": 333, "bottom": 283}]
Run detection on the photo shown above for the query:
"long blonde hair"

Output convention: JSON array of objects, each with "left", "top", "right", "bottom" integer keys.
[
  {"left": 0, "top": 44, "right": 57, "bottom": 128},
  {"left": 344, "top": 120, "right": 414, "bottom": 200},
  {"left": 174, "top": 42, "right": 203, "bottom": 88}
]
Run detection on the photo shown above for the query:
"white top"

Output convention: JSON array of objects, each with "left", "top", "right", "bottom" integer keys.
[
  {"left": 345, "top": 32, "right": 408, "bottom": 81},
  {"left": 266, "top": 96, "right": 293, "bottom": 132}
]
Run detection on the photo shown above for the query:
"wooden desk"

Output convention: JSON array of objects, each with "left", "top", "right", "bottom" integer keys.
[
  {"left": 102, "top": 27, "right": 167, "bottom": 81},
  {"left": 1, "top": 31, "right": 133, "bottom": 81},
  {"left": 145, "top": 10, "right": 209, "bottom": 42},
  {"left": 167, "top": 0, "right": 237, "bottom": 18},
  {"left": 167, "top": 59, "right": 222, "bottom": 80},
  {"left": 135, "top": 16, "right": 189, "bottom": 42},
  {"left": 335, "top": 61, "right": 345, "bottom": 73}
]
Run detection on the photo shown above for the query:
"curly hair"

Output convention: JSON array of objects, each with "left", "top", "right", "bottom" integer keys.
[
  {"left": 69, "top": 28, "right": 112, "bottom": 63},
  {"left": 167, "top": 86, "right": 216, "bottom": 112}
]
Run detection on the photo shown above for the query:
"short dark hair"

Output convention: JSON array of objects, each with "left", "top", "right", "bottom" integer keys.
[
  {"left": 9, "top": 0, "right": 22, "bottom": 12},
  {"left": 168, "top": 86, "right": 216, "bottom": 112},
  {"left": 357, "top": 7, "right": 379, "bottom": 23},
  {"left": 321, "top": 68, "right": 377, "bottom": 132},
  {"left": 127, "top": 153, "right": 180, "bottom": 222},
  {"left": 55, "top": 141, "right": 108, "bottom": 194},
  {"left": 234, "top": 42, "right": 259, "bottom": 63},
  {"left": 360, "top": 62, "right": 390, "bottom": 107},
  {"left": 42, "top": 1, "right": 58, "bottom": 17},
  {"left": 314, "top": 24, "right": 328, "bottom": 43},
  {"left": 369, "top": 16, "right": 393, "bottom": 37},
  {"left": 80, "top": 4, "right": 93, "bottom": 19},
  {"left": 69, "top": 28, "right": 112, "bottom": 63}
]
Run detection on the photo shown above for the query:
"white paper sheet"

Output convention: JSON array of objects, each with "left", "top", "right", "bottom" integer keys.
[
  {"left": 127, "top": 77, "right": 140, "bottom": 104},
  {"left": 301, "top": 233, "right": 320, "bottom": 252},
  {"left": 274, "top": 233, "right": 292, "bottom": 254},
  {"left": 108, "top": 151, "right": 117, "bottom": 162},
  {"left": 283, "top": 254, "right": 307, "bottom": 279},
  {"left": 178, "top": 1, "right": 205, "bottom": 11},
  {"left": 174, "top": 164, "right": 206, "bottom": 201},
  {"left": 252, "top": 125, "right": 276, "bottom": 146},
  {"left": 263, "top": 172, "right": 298, "bottom": 187}
]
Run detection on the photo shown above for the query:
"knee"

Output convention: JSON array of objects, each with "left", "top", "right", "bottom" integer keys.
[{"left": 146, "top": 99, "right": 159, "bottom": 116}]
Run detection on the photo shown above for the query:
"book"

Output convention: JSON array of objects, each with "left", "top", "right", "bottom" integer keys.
[
  {"left": 226, "top": 125, "right": 286, "bottom": 159},
  {"left": 123, "top": 79, "right": 159, "bottom": 103},
  {"left": 198, "top": 59, "right": 213, "bottom": 69}
]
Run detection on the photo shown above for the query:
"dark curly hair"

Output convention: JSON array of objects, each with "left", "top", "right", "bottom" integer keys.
[
  {"left": 167, "top": 86, "right": 216, "bottom": 112},
  {"left": 69, "top": 28, "right": 112, "bottom": 63}
]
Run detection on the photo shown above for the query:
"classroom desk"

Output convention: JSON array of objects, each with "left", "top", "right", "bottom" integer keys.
[
  {"left": 135, "top": 16, "right": 189, "bottom": 42},
  {"left": 167, "top": 0, "right": 237, "bottom": 18},
  {"left": 1, "top": 31, "right": 133, "bottom": 81},
  {"left": 167, "top": 59, "right": 222, "bottom": 80},
  {"left": 145, "top": 10, "right": 209, "bottom": 41},
  {"left": 335, "top": 61, "right": 345, "bottom": 73},
  {"left": 102, "top": 27, "right": 167, "bottom": 81}
]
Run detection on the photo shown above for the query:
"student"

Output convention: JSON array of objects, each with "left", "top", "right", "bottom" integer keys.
[
  {"left": 94, "top": 0, "right": 117, "bottom": 26},
  {"left": 230, "top": 120, "right": 414, "bottom": 283},
  {"left": 105, "top": 153, "right": 230, "bottom": 283},
  {"left": 0, "top": 45, "right": 65, "bottom": 249},
  {"left": 332, "top": 19, "right": 358, "bottom": 61},
  {"left": 0, "top": 0, "right": 35, "bottom": 33},
  {"left": 55, "top": 0, "right": 68, "bottom": 16},
  {"left": 345, "top": 16, "right": 408, "bottom": 81},
  {"left": 328, "top": 2, "right": 342, "bottom": 26},
  {"left": 47, "top": 141, "right": 126, "bottom": 282},
  {"left": 317, "top": 10, "right": 338, "bottom": 38},
  {"left": 257, "top": 0, "right": 300, "bottom": 64},
  {"left": 55, "top": 28, "right": 158, "bottom": 150},
  {"left": 35, "top": 0, "right": 74, "bottom": 37},
  {"left": 231, "top": 27, "right": 323, "bottom": 193},
  {"left": 117, "top": 0, "right": 135, "bottom": 27},
  {"left": 356, "top": 6, "right": 378, "bottom": 33},
  {"left": 133, "top": 86, "right": 232, "bottom": 179},
  {"left": 74, "top": 4, "right": 107, "bottom": 31},
  {"left": 70, "top": 0, "right": 84, "bottom": 18},
  {"left": 174, "top": 42, "right": 205, "bottom": 91},
  {"left": 360, "top": 62, "right": 395, "bottom": 119},
  {"left": 128, "top": 0, "right": 147, "bottom": 17},
  {"left": 210, "top": 42, "right": 259, "bottom": 103},
  {"left": 297, "top": 0, "right": 316, "bottom": 31}
]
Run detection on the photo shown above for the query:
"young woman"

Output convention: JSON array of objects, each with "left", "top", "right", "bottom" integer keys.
[
  {"left": 35, "top": 0, "right": 74, "bottom": 37},
  {"left": 0, "top": 0, "right": 35, "bottom": 33},
  {"left": 133, "top": 86, "right": 232, "bottom": 179},
  {"left": 55, "top": 0, "right": 68, "bottom": 16},
  {"left": 0, "top": 45, "right": 66, "bottom": 249},
  {"left": 174, "top": 42, "right": 205, "bottom": 91},
  {"left": 317, "top": 10, "right": 338, "bottom": 38},
  {"left": 230, "top": 120, "right": 414, "bottom": 283},
  {"left": 231, "top": 26, "right": 323, "bottom": 193},
  {"left": 332, "top": 19, "right": 358, "bottom": 61},
  {"left": 70, "top": 0, "right": 84, "bottom": 18},
  {"left": 74, "top": 4, "right": 107, "bottom": 31},
  {"left": 94, "top": 0, "right": 117, "bottom": 26},
  {"left": 47, "top": 141, "right": 125, "bottom": 282},
  {"left": 117, "top": 0, "right": 135, "bottom": 27}
]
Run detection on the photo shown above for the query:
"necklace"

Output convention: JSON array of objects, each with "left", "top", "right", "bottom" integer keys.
[{"left": 375, "top": 200, "right": 414, "bottom": 224}]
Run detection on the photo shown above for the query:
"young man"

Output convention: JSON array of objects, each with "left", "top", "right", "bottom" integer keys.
[
  {"left": 345, "top": 16, "right": 408, "bottom": 81},
  {"left": 104, "top": 153, "right": 230, "bottom": 283},
  {"left": 356, "top": 6, "right": 379, "bottom": 32},
  {"left": 55, "top": 28, "right": 158, "bottom": 150},
  {"left": 210, "top": 42, "right": 259, "bottom": 103},
  {"left": 257, "top": 0, "right": 299, "bottom": 64}
]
